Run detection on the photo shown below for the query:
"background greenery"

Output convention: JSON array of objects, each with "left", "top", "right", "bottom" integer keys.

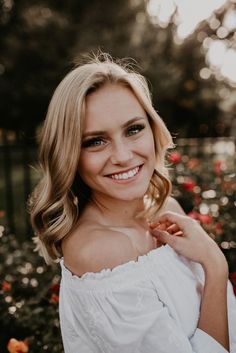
[{"left": 1, "top": 0, "right": 236, "bottom": 137}]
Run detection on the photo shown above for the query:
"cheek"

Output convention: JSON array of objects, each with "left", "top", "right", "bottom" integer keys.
[
  {"left": 143, "top": 129, "right": 156, "bottom": 158},
  {"left": 78, "top": 155, "right": 94, "bottom": 179},
  {"left": 146, "top": 137, "right": 156, "bottom": 171},
  {"left": 78, "top": 152, "right": 104, "bottom": 181}
]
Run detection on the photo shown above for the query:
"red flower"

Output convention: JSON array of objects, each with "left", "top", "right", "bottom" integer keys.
[
  {"left": 188, "top": 211, "right": 200, "bottom": 220},
  {"left": 214, "top": 222, "right": 223, "bottom": 236},
  {"left": 2, "top": 280, "right": 11, "bottom": 292},
  {"left": 229, "top": 273, "right": 236, "bottom": 296},
  {"left": 182, "top": 180, "right": 196, "bottom": 192},
  {"left": 233, "top": 286, "right": 236, "bottom": 296},
  {"left": 50, "top": 283, "right": 60, "bottom": 293},
  {"left": 50, "top": 293, "right": 59, "bottom": 304},
  {"left": 168, "top": 152, "right": 181, "bottom": 164},
  {"left": 7, "top": 338, "right": 29, "bottom": 353},
  {"left": 188, "top": 211, "right": 213, "bottom": 225},
  {"left": 198, "top": 214, "right": 213, "bottom": 224},
  {"left": 229, "top": 272, "right": 236, "bottom": 281},
  {"left": 213, "top": 160, "right": 223, "bottom": 176}
]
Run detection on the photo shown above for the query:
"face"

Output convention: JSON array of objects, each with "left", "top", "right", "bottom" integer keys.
[{"left": 78, "top": 83, "right": 156, "bottom": 203}]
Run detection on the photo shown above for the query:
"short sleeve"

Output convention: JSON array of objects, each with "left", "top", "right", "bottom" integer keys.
[
  {"left": 227, "top": 279, "right": 236, "bottom": 352},
  {"left": 66, "top": 282, "right": 229, "bottom": 353}
]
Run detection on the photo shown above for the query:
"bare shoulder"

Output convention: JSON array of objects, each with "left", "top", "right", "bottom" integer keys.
[
  {"left": 61, "top": 222, "right": 137, "bottom": 277},
  {"left": 160, "top": 196, "right": 186, "bottom": 215}
]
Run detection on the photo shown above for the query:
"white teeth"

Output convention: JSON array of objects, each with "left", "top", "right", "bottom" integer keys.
[
  {"left": 127, "top": 170, "right": 134, "bottom": 178},
  {"left": 110, "top": 167, "right": 139, "bottom": 180}
]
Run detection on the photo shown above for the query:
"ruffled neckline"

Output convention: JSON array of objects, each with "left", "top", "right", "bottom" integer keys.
[{"left": 60, "top": 244, "right": 170, "bottom": 281}]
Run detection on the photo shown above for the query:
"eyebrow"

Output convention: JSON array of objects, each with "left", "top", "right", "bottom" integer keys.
[{"left": 82, "top": 117, "right": 146, "bottom": 138}]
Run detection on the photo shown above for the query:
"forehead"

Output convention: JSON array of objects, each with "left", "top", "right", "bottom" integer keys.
[{"left": 84, "top": 84, "right": 147, "bottom": 131}]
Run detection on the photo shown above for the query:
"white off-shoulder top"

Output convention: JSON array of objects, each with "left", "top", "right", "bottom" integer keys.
[{"left": 59, "top": 244, "right": 236, "bottom": 353}]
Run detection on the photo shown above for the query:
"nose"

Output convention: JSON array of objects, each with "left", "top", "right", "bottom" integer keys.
[{"left": 110, "top": 140, "right": 133, "bottom": 165}]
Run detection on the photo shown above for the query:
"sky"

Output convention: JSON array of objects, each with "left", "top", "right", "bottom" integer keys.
[
  {"left": 147, "top": 0, "right": 236, "bottom": 84},
  {"left": 147, "top": 0, "right": 227, "bottom": 38}
]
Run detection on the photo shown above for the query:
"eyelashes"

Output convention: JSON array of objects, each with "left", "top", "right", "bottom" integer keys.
[
  {"left": 126, "top": 124, "right": 145, "bottom": 136},
  {"left": 82, "top": 137, "right": 105, "bottom": 148},
  {"left": 82, "top": 123, "right": 146, "bottom": 148}
]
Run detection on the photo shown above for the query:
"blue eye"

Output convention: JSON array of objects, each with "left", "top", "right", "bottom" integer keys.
[
  {"left": 82, "top": 137, "right": 106, "bottom": 148},
  {"left": 127, "top": 124, "right": 145, "bottom": 136}
]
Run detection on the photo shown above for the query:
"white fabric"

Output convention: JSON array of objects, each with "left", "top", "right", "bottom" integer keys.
[{"left": 59, "top": 244, "right": 236, "bottom": 353}]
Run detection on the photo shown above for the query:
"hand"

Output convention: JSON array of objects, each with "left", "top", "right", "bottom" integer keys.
[
  {"left": 149, "top": 218, "right": 183, "bottom": 237},
  {"left": 149, "top": 211, "right": 228, "bottom": 272}
]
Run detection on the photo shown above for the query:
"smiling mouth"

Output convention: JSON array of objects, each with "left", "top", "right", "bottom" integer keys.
[{"left": 106, "top": 165, "right": 142, "bottom": 181}]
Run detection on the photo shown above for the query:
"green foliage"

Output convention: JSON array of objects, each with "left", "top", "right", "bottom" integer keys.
[
  {"left": 0, "top": 231, "right": 63, "bottom": 353},
  {"left": 170, "top": 138, "right": 236, "bottom": 275},
  {"left": 1, "top": 0, "right": 234, "bottom": 137}
]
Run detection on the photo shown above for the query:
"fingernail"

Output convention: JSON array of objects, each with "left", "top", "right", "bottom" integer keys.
[{"left": 149, "top": 222, "right": 160, "bottom": 229}]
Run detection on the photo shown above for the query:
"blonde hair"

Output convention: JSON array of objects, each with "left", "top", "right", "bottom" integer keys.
[{"left": 29, "top": 53, "right": 174, "bottom": 264}]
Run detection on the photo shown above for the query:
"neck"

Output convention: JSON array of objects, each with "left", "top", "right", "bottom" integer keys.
[{"left": 87, "top": 194, "right": 147, "bottom": 228}]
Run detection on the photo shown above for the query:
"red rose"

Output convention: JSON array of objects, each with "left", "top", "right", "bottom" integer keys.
[
  {"left": 213, "top": 160, "right": 222, "bottom": 175},
  {"left": 198, "top": 214, "right": 213, "bottom": 224},
  {"left": 50, "top": 293, "right": 59, "bottom": 304},
  {"left": 50, "top": 283, "right": 60, "bottom": 293},
  {"left": 229, "top": 273, "right": 236, "bottom": 296},
  {"left": 214, "top": 222, "right": 223, "bottom": 236},
  {"left": 233, "top": 286, "right": 236, "bottom": 296},
  {"left": 168, "top": 152, "right": 181, "bottom": 164},
  {"left": 182, "top": 180, "right": 196, "bottom": 192},
  {"left": 229, "top": 272, "right": 236, "bottom": 281},
  {"left": 2, "top": 280, "right": 11, "bottom": 292},
  {"left": 188, "top": 212, "right": 213, "bottom": 225},
  {"left": 188, "top": 211, "right": 200, "bottom": 220}
]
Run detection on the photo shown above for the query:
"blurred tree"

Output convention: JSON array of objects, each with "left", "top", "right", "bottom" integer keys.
[
  {"left": 194, "top": 1, "right": 236, "bottom": 136},
  {"left": 0, "top": 0, "right": 76, "bottom": 136},
  {"left": 0, "top": 0, "right": 235, "bottom": 138}
]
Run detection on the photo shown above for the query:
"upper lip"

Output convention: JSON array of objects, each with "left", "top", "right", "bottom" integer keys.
[{"left": 105, "top": 164, "right": 143, "bottom": 177}]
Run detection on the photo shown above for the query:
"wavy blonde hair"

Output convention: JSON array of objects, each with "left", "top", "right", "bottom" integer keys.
[{"left": 29, "top": 53, "right": 174, "bottom": 264}]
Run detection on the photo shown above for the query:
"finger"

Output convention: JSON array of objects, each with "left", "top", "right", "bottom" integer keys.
[
  {"left": 152, "top": 236, "right": 163, "bottom": 248},
  {"left": 173, "top": 230, "right": 184, "bottom": 237},
  {"left": 158, "top": 212, "right": 190, "bottom": 232},
  {"left": 166, "top": 223, "right": 180, "bottom": 234},
  {"left": 149, "top": 221, "right": 160, "bottom": 229},
  {"left": 149, "top": 223, "right": 167, "bottom": 231},
  {"left": 149, "top": 220, "right": 172, "bottom": 231},
  {"left": 151, "top": 229, "right": 181, "bottom": 248},
  {"left": 150, "top": 229, "right": 169, "bottom": 242},
  {"left": 158, "top": 223, "right": 169, "bottom": 231}
]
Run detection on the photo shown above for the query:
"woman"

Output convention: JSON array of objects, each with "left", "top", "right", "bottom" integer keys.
[{"left": 30, "top": 53, "right": 236, "bottom": 353}]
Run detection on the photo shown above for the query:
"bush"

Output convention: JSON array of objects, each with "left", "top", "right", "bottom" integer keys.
[
  {"left": 169, "top": 138, "right": 236, "bottom": 278},
  {"left": 0, "top": 229, "right": 63, "bottom": 353}
]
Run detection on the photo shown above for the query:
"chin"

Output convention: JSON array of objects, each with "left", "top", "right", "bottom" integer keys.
[{"left": 111, "top": 188, "right": 148, "bottom": 202}]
